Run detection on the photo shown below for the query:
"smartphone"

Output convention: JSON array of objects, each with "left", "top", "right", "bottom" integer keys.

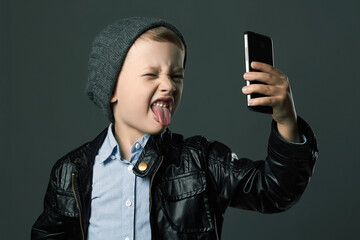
[{"left": 244, "top": 31, "right": 274, "bottom": 114}]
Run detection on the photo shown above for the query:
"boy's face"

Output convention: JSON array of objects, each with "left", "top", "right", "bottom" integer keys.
[{"left": 110, "top": 37, "right": 185, "bottom": 137}]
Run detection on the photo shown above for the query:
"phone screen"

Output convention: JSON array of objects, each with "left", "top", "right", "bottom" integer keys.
[{"left": 244, "top": 31, "right": 274, "bottom": 114}]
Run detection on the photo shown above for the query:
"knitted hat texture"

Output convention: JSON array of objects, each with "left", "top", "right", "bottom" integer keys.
[{"left": 85, "top": 17, "right": 186, "bottom": 122}]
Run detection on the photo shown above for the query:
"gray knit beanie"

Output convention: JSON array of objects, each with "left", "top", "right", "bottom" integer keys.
[{"left": 85, "top": 17, "right": 186, "bottom": 122}]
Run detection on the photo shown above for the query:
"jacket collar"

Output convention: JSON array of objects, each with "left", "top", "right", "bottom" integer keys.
[{"left": 132, "top": 128, "right": 171, "bottom": 178}]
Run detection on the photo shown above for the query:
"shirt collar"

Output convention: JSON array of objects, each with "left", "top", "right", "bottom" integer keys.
[{"left": 97, "top": 123, "right": 150, "bottom": 164}]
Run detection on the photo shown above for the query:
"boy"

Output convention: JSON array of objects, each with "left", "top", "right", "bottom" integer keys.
[{"left": 31, "top": 17, "right": 318, "bottom": 240}]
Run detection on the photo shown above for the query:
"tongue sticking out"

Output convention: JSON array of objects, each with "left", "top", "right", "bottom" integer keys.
[{"left": 152, "top": 105, "right": 171, "bottom": 127}]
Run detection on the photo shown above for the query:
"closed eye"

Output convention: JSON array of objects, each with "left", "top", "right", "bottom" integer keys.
[
  {"left": 172, "top": 74, "right": 184, "bottom": 81},
  {"left": 143, "top": 73, "right": 157, "bottom": 78}
]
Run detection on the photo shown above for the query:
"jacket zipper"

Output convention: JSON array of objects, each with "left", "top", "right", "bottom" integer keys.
[
  {"left": 72, "top": 173, "right": 85, "bottom": 240},
  {"left": 149, "top": 155, "right": 164, "bottom": 240}
]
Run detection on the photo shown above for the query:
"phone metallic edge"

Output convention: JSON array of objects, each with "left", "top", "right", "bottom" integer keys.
[{"left": 244, "top": 31, "right": 274, "bottom": 114}]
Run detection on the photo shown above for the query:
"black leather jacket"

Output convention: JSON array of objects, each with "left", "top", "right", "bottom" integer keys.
[{"left": 32, "top": 118, "right": 318, "bottom": 240}]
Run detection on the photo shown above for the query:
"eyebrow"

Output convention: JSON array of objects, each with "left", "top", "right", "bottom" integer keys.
[
  {"left": 172, "top": 67, "right": 185, "bottom": 72},
  {"left": 142, "top": 66, "right": 185, "bottom": 72}
]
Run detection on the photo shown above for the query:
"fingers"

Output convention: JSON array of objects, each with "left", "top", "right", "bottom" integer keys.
[
  {"left": 242, "top": 83, "right": 284, "bottom": 97},
  {"left": 246, "top": 95, "right": 284, "bottom": 108},
  {"left": 247, "top": 96, "right": 275, "bottom": 107},
  {"left": 243, "top": 71, "right": 281, "bottom": 85},
  {"left": 242, "top": 61, "right": 293, "bottom": 109},
  {"left": 242, "top": 74, "right": 290, "bottom": 109},
  {"left": 244, "top": 62, "right": 288, "bottom": 87},
  {"left": 251, "top": 61, "right": 284, "bottom": 77},
  {"left": 244, "top": 62, "right": 286, "bottom": 84}
]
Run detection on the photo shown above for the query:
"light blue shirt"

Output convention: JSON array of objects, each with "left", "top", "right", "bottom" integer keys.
[{"left": 88, "top": 124, "right": 151, "bottom": 240}]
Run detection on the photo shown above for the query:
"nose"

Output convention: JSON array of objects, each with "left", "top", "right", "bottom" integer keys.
[{"left": 160, "top": 75, "right": 176, "bottom": 93}]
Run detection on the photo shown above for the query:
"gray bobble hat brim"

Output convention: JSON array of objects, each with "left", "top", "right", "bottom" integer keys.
[{"left": 85, "top": 17, "right": 186, "bottom": 122}]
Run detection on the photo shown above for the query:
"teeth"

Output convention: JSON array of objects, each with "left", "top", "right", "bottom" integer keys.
[{"left": 153, "top": 102, "right": 169, "bottom": 108}]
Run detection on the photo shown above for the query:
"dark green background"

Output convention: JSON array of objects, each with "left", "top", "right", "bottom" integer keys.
[{"left": 1, "top": 0, "right": 359, "bottom": 239}]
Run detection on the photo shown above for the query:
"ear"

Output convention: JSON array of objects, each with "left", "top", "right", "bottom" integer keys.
[{"left": 110, "top": 92, "right": 117, "bottom": 103}]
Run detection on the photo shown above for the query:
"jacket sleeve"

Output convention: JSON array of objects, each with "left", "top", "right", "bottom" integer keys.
[
  {"left": 207, "top": 116, "right": 318, "bottom": 214},
  {"left": 31, "top": 160, "right": 82, "bottom": 240}
]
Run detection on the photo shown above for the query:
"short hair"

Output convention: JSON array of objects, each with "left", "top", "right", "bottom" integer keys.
[{"left": 139, "top": 26, "right": 186, "bottom": 53}]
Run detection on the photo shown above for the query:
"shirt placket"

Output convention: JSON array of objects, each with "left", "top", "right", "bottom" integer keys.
[
  {"left": 120, "top": 158, "right": 135, "bottom": 240},
  {"left": 120, "top": 141, "right": 142, "bottom": 240}
]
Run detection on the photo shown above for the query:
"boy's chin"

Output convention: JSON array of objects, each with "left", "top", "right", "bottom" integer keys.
[
  {"left": 143, "top": 119, "right": 171, "bottom": 135},
  {"left": 148, "top": 124, "right": 168, "bottom": 135}
]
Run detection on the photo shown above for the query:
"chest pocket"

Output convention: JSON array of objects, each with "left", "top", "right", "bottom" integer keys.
[{"left": 159, "top": 171, "right": 214, "bottom": 233}]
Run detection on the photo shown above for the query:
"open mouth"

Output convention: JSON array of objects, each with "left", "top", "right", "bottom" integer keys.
[{"left": 151, "top": 98, "right": 174, "bottom": 127}]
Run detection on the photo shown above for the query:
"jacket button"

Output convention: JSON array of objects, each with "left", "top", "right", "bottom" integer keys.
[
  {"left": 138, "top": 162, "right": 148, "bottom": 171},
  {"left": 75, "top": 157, "right": 82, "bottom": 164}
]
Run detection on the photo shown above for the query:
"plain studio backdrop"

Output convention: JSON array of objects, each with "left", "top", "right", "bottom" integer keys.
[{"left": 1, "top": 0, "right": 359, "bottom": 239}]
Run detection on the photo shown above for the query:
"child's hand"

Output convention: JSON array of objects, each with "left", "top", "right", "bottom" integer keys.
[{"left": 242, "top": 61, "right": 300, "bottom": 142}]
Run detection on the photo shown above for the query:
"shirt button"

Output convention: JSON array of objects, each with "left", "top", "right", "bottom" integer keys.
[
  {"left": 125, "top": 200, "right": 132, "bottom": 207},
  {"left": 135, "top": 142, "right": 140, "bottom": 149},
  {"left": 110, "top": 155, "right": 116, "bottom": 160},
  {"left": 125, "top": 237, "right": 130, "bottom": 240},
  {"left": 128, "top": 165, "right": 133, "bottom": 171}
]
